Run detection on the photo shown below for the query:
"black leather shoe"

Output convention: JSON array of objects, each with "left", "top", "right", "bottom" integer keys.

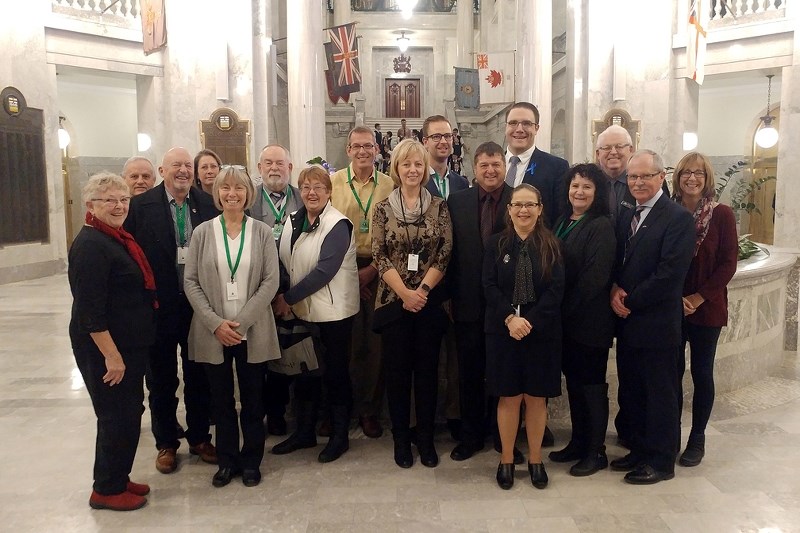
[
  {"left": 549, "top": 441, "right": 584, "bottom": 463},
  {"left": 418, "top": 444, "right": 439, "bottom": 468},
  {"left": 679, "top": 435, "right": 705, "bottom": 467},
  {"left": 623, "top": 464, "right": 674, "bottom": 485},
  {"left": 394, "top": 441, "right": 414, "bottom": 469},
  {"left": 570, "top": 452, "right": 608, "bottom": 477},
  {"left": 610, "top": 453, "right": 642, "bottom": 472},
  {"left": 271, "top": 433, "right": 317, "bottom": 455},
  {"left": 212, "top": 467, "right": 241, "bottom": 487},
  {"left": 528, "top": 462, "right": 548, "bottom": 489},
  {"left": 542, "top": 426, "right": 555, "bottom": 448},
  {"left": 266, "top": 416, "right": 287, "bottom": 436},
  {"left": 242, "top": 469, "right": 261, "bottom": 487},
  {"left": 496, "top": 463, "right": 515, "bottom": 490},
  {"left": 450, "top": 442, "right": 483, "bottom": 461}
]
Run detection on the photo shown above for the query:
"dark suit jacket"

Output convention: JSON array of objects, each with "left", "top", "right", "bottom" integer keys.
[
  {"left": 447, "top": 184, "right": 513, "bottom": 323},
  {"left": 613, "top": 193, "right": 695, "bottom": 348},
  {"left": 520, "top": 148, "right": 569, "bottom": 229},
  {"left": 426, "top": 170, "right": 469, "bottom": 199},
  {"left": 124, "top": 183, "right": 218, "bottom": 317}
]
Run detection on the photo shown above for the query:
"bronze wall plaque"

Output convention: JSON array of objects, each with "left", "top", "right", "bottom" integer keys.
[
  {"left": 200, "top": 107, "right": 250, "bottom": 168},
  {"left": 591, "top": 108, "right": 640, "bottom": 151}
]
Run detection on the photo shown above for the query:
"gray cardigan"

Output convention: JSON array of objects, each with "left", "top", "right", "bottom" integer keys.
[{"left": 184, "top": 216, "right": 280, "bottom": 364}]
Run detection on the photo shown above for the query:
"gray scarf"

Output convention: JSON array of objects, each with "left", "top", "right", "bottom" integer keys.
[{"left": 388, "top": 187, "right": 432, "bottom": 223}]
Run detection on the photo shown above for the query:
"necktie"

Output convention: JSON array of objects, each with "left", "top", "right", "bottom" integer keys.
[
  {"left": 270, "top": 191, "right": 285, "bottom": 209},
  {"left": 628, "top": 205, "right": 645, "bottom": 240},
  {"left": 480, "top": 195, "right": 495, "bottom": 244},
  {"left": 505, "top": 156, "right": 520, "bottom": 187}
]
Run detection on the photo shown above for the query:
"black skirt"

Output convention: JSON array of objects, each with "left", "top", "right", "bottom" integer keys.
[{"left": 485, "top": 331, "right": 562, "bottom": 398}]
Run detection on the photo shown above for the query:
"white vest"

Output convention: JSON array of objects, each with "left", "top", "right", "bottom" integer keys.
[{"left": 279, "top": 202, "right": 360, "bottom": 322}]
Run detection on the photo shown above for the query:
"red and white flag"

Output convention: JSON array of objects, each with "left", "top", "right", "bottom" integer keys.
[
  {"left": 476, "top": 52, "right": 515, "bottom": 105},
  {"left": 687, "top": 0, "right": 710, "bottom": 84},
  {"left": 326, "top": 23, "right": 361, "bottom": 92}
]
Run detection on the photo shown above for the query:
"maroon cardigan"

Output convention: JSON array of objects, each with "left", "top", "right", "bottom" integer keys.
[{"left": 683, "top": 203, "right": 738, "bottom": 328}]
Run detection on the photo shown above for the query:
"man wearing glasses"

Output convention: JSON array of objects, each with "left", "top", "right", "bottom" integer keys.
[
  {"left": 422, "top": 115, "right": 469, "bottom": 200},
  {"left": 503, "top": 102, "right": 569, "bottom": 229},
  {"left": 330, "top": 126, "right": 394, "bottom": 439},
  {"left": 124, "top": 147, "right": 219, "bottom": 474},
  {"left": 609, "top": 149, "right": 695, "bottom": 485}
]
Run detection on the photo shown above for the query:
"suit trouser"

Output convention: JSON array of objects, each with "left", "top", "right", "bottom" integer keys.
[
  {"left": 74, "top": 343, "right": 146, "bottom": 495},
  {"left": 454, "top": 320, "right": 488, "bottom": 447},
  {"left": 350, "top": 269, "right": 384, "bottom": 418},
  {"left": 616, "top": 342, "right": 681, "bottom": 473},
  {"left": 146, "top": 297, "right": 212, "bottom": 450}
]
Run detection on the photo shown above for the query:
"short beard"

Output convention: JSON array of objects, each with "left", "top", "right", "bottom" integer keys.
[{"left": 263, "top": 175, "right": 288, "bottom": 192}]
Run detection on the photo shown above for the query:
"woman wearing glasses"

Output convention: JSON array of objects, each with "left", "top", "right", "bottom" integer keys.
[
  {"left": 671, "top": 152, "right": 737, "bottom": 467},
  {"left": 484, "top": 184, "right": 564, "bottom": 490},
  {"left": 372, "top": 139, "right": 452, "bottom": 469},
  {"left": 548, "top": 164, "right": 616, "bottom": 477},
  {"left": 194, "top": 149, "right": 222, "bottom": 196},
  {"left": 68, "top": 173, "right": 157, "bottom": 511},
  {"left": 183, "top": 166, "right": 281, "bottom": 488},
  {"left": 272, "top": 166, "right": 360, "bottom": 464}
]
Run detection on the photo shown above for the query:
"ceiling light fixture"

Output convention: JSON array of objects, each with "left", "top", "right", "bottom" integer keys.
[
  {"left": 397, "top": 31, "right": 410, "bottom": 53},
  {"left": 755, "top": 74, "right": 779, "bottom": 149}
]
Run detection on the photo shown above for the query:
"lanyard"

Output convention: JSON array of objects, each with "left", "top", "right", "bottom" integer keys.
[
  {"left": 347, "top": 166, "right": 377, "bottom": 221},
  {"left": 220, "top": 214, "right": 246, "bottom": 282},
  {"left": 175, "top": 201, "right": 188, "bottom": 246},
  {"left": 262, "top": 186, "right": 291, "bottom": 223},
  {"left": 432, "top": 170, "right": 448, "bottom": 199},
  {"left": 555, "top": 214, "right": 585, "bottom": 240},
  {"left": 399, "top": 190, "right": 423, "bottom": 255}
]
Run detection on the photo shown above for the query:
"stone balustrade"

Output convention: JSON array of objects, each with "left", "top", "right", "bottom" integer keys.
[
  {"left": 710, "top": 0, "right": 787, "bottom": 22},
  {"left": 52, "top": 0, "right": 140, "bottom": 20}
]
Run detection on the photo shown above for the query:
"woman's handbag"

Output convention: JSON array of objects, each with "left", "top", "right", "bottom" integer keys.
[{"left": 267, "top": 317, "right": 324, "bottom": 376}]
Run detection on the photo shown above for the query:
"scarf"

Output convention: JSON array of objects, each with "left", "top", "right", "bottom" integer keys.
[
  {"left": 512, "top": 236, "right": 537, "bottom": 307},
  {"left": 85, "top": 211, "right": 159, "bottom": 309},
  {"left": 673, "top": 192, "right": 715, "bottom": 256},
  {"left": 388, "top": 187, "right": 432, "bottom": 224}
]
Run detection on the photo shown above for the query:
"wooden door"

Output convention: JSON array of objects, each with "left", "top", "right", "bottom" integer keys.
[{"left": 385, "top": 78, "right": 420, "bottom": 118}]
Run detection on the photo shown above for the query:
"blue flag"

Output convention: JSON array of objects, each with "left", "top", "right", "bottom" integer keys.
[{"left": 454, "top": 67, "right": 480, "bottom": 110}]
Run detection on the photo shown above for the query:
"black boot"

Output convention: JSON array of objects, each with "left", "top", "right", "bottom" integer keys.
[
  {"left": 570, "top": 383, "right": 609, "bottom": 477},
  {"left": 318, "top": 405, "right": 350, "bottom": 463},
  {"left": 549, "top": 384, "right": 586, "bottom": 462},
  {"left": 679, "top": 433, "right": 705, "bottom": 467},
  {"left": 271, "top": 400, "right": 317, "bottom": 455}
]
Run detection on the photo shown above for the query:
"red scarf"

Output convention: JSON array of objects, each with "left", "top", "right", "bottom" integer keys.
[{"left": 85, "top": 211, "right": 159, "bottom": 309}]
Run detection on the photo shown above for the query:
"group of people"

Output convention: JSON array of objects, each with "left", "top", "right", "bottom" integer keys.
[{"left": 67, "top": 101, "right": 738, "bottom": 511}]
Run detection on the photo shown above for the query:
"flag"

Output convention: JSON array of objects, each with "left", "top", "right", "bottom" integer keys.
[
  {"left": 325, "top": 70, "right": 351, "bottom": 105},
  {"left": 476, "top": 52, "right": 515, "bottom": 105},
  {"left": 140, "top": 0, "right": 167, "bottom": 55},
  {"left": 687, "top": 0, "right": 710, "bottom": 84},
  {"left": 454, "top": 68, "right": 480, "bottom": 110},
  {"left": 325, "top": 23, "right": 362, "bottom": 95}
]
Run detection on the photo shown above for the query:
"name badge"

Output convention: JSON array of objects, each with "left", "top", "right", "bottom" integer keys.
[
  {"left": 177, "top": 246, "right": 188, "bottom": 265},
  {"left": 407, "top": 253, "right": 419, "bottom": 272},
  {"left": 226, "top": 281, "right": 239, "bottom": 301},
  {"left": 359, "top": 219, "right": 369, "bottom": 233},
  {"left": 272, "top": 223, "right": 283, "bottom": 240}
]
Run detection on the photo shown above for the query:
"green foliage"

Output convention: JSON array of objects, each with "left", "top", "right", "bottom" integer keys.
[
  {"left": 737, "top": 234, "right": 769, "bottom": 261},
  {"left": 714, "top": 160, "right": 775, "bottom": 216}
]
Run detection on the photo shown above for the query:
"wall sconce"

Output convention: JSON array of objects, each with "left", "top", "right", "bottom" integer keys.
[
  {"left": 397, "top": 31, "right": 410, "bottom": 53},
  {"left": 58, "top": 116, "right": 71, "bottom": 150},
  {"left": 754, "top": 74, "right": 778, "bottom": 149},
  {"left": 137, "top": 133, "right": 152, "bottom": 152},
  {"left": 683, "top": 132, "right": 698, "bottom": 151}
]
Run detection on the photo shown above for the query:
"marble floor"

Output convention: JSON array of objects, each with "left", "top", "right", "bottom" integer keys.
[{"left": 2, "top": 275, "right": 800, "bottom": 532}]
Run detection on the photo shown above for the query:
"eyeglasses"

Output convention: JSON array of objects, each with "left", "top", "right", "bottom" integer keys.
[
  {"left": 221, "top": 164, "right": 249, "bottom": 176},
  {"left": 509, "top": 201, "right": 541, "bottom": 210},
  {"left": 627, "top": 172, "right": 661, "bottom": 182},
  {"left": 506, "top": 120, "right": 538, "bottom": 130},
  {"left": 679, "top": 169, "right": 707, "bottom": 178},
  {"left": 92, "top": 197, "right": 131, "bottom": 206},
  {"left": 425, "top": 133, "right": 453, "bottom": 142},
  {"left": 349, "top": 143, "right": 375, "bottom": 152},
  {"left": 300, "top": 185, "right": 328, "bottom": 194},
  {"left": 597, "top": 143, "right": 632, "bottom": 153}
]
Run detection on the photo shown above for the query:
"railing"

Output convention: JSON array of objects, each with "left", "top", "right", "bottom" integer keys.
[
  {"left": 710, "top": 0, "right": 786, "bottom": 22},
  {"left": 52, "top": 0, "right": 140, "bottom": 20}
]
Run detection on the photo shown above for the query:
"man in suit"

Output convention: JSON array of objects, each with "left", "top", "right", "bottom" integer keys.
[
  {"left": 609, "top": 149, "right": 695, "bottom": 484},
  {"left": 374, "top": 123, "right": 383, "bottom": 150},
  {"left": 422, "top": 115, "right": 469, "bottom": 200},
  {"left": 121, "top": 156, "right": 156, "bottom": 196},
  {"left": 447, "top": 141, "right": 512, "bottom": 461},
  {"left": 504, "top": 102, "right": 569, "bottom": 228},
  {"left": 124, "top": 146, "right": 219, "bottom": 474},
  {"left": 251, "top": 143, "right": 301, "bottom": 437}
]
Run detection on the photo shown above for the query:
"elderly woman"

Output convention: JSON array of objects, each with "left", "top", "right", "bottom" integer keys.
[
  {"left": 549, "top": 164, "right": 616, "bottom": 477},
  {"left": 372, "top": 139, "right": 452, "bottom": 469},
  {"left": 671, "top": 152, "right": 738, "bottom": 467},
  {"left": 68, "top": 173, "right": 157, "bottom": 511},
  {"left": 184, "top": 166, "right": 280, "bottom": 488},
  {"left": 194, "top": 149, "right": 222, "bottom": 195},
  {"left": 484, "top": 184, "right": 564, "bottom": 490},
  {"left": 272, "top": 166, "right": 360, "bottom": 463}
]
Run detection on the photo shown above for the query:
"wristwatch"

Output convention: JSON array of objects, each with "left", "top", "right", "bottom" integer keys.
[{"left": 420, "top": 283, "right": 431, "bottom": 294}]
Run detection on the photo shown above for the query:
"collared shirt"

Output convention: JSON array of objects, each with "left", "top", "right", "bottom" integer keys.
[
  {"left": 429, "top": 165, "right": 451, "bottom": 199},
  {"left": 633, "top": 188, "right": 663, "bottom": 232},
  {"left": 505, "top": 144, "right": 536, "bottom": 187},
  {"left": 478, "top": 185, "right": 504, "bottom": 226},
  {"left": 330, "top": 164, "right": 394, "bottom": 257},
  {"left": 164, "top": 187, "right": 194, "bottom": 289}
]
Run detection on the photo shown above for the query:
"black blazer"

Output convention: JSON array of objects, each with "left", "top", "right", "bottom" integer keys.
[
  {"left": 554, "top": 214, "right": 616, "bottom": 348},
  {"left": 446, "top": 185, "right": 513, "bottom": 323},
  {"left": 426, "top": 170, "right": 469, "bottom": 198},
  {"left": 613, "top": 193, "right": 695, "bottom": 348},
  {"left": 521, "top": 148, "right": 569, "bottom": 229},
  {"left": 124, "top": 183, "right": 218, "bottom": 315}
]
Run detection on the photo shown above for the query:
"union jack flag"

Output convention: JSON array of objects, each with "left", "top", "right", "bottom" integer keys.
[{"left": 326, "top": 23, "right": 361, "bottom": 91}]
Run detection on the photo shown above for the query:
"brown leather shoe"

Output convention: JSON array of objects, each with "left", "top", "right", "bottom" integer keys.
[
  {"left": 156, "top": 448, "right": 178, "bottom": 474},
  {"left": 359, "top": 415, "right": 383, "bottom": 439},
  {"left": 89, "top": 490, "right": 147, "bottom": 511},
  {"left": 189, "top": 441, "right": 218, "bottom": 464}
]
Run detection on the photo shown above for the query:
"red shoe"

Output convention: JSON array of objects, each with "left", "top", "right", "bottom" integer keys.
[
  {"left": 126, "top": 480, "right": 151, "bottom": 496},
  {"left": 89, "top": 490, "right": 147, "bottom": 511}
]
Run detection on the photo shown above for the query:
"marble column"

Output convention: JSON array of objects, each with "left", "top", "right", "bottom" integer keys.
[
  {"left": 517, "top": 0, "right": 553, "bottom": 151},
  {"left": 333, "top": 0, "right": 351, "bottom": 27},
  {"left": 565, "top": 0, "right": 588, "bottom": 163},
  {"left": 287, "top": 0, "right": 326, "bottom": 180},
  {"left": 252, "top": 0, "right": 273, "bottom": 162},
  {"left": 456, "top": 0, "right": 473, "bottom": 67},
  {"left": 479, "top": 0, "right": 491, "bottom": 52}
]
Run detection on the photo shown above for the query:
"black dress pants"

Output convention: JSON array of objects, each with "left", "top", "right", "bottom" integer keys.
[
  {"left": 680, "top": 321, "right": 723, "bottom": 436},
  {"left": 203, "top": 342, "right": 266, "bottom": 470},
  {"left": 74, "top": 343, "right": 146, "bottom": 495},
  {"left": 454, "top": 320, "right": 488, "bottom": 447}
]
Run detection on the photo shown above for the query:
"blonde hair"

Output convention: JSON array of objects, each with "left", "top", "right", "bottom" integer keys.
[
  {"left": 82, "top": 172, "right": 129, "bottom": 203},
  {"left": 672, "top": 152, "right": 716, "bottom": 198},
  {"left": 389, "top": 139, "right": 430, "bottom": 187},
  {"left": 212, "top": 166, "right": 256, "bottom": 210}
]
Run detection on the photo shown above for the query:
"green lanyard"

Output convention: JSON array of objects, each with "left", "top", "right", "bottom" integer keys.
[
  {"left": 262, "top": 186, "right": 291, "bottom": 223},
  {"left": 555, "top": 215, "right": 585, "bottom": 240},
  {"left": 347, "top": 166, "right": 377, "bottom": 221},
  {"left": 220, "top": 214, "right": 246, "bottom": 282},
  {"left": 175, "top": 201, "right": 188, "bottom": 246},
  {"left": 432, "top": 170, "right": 448, "bottom": 199}
]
